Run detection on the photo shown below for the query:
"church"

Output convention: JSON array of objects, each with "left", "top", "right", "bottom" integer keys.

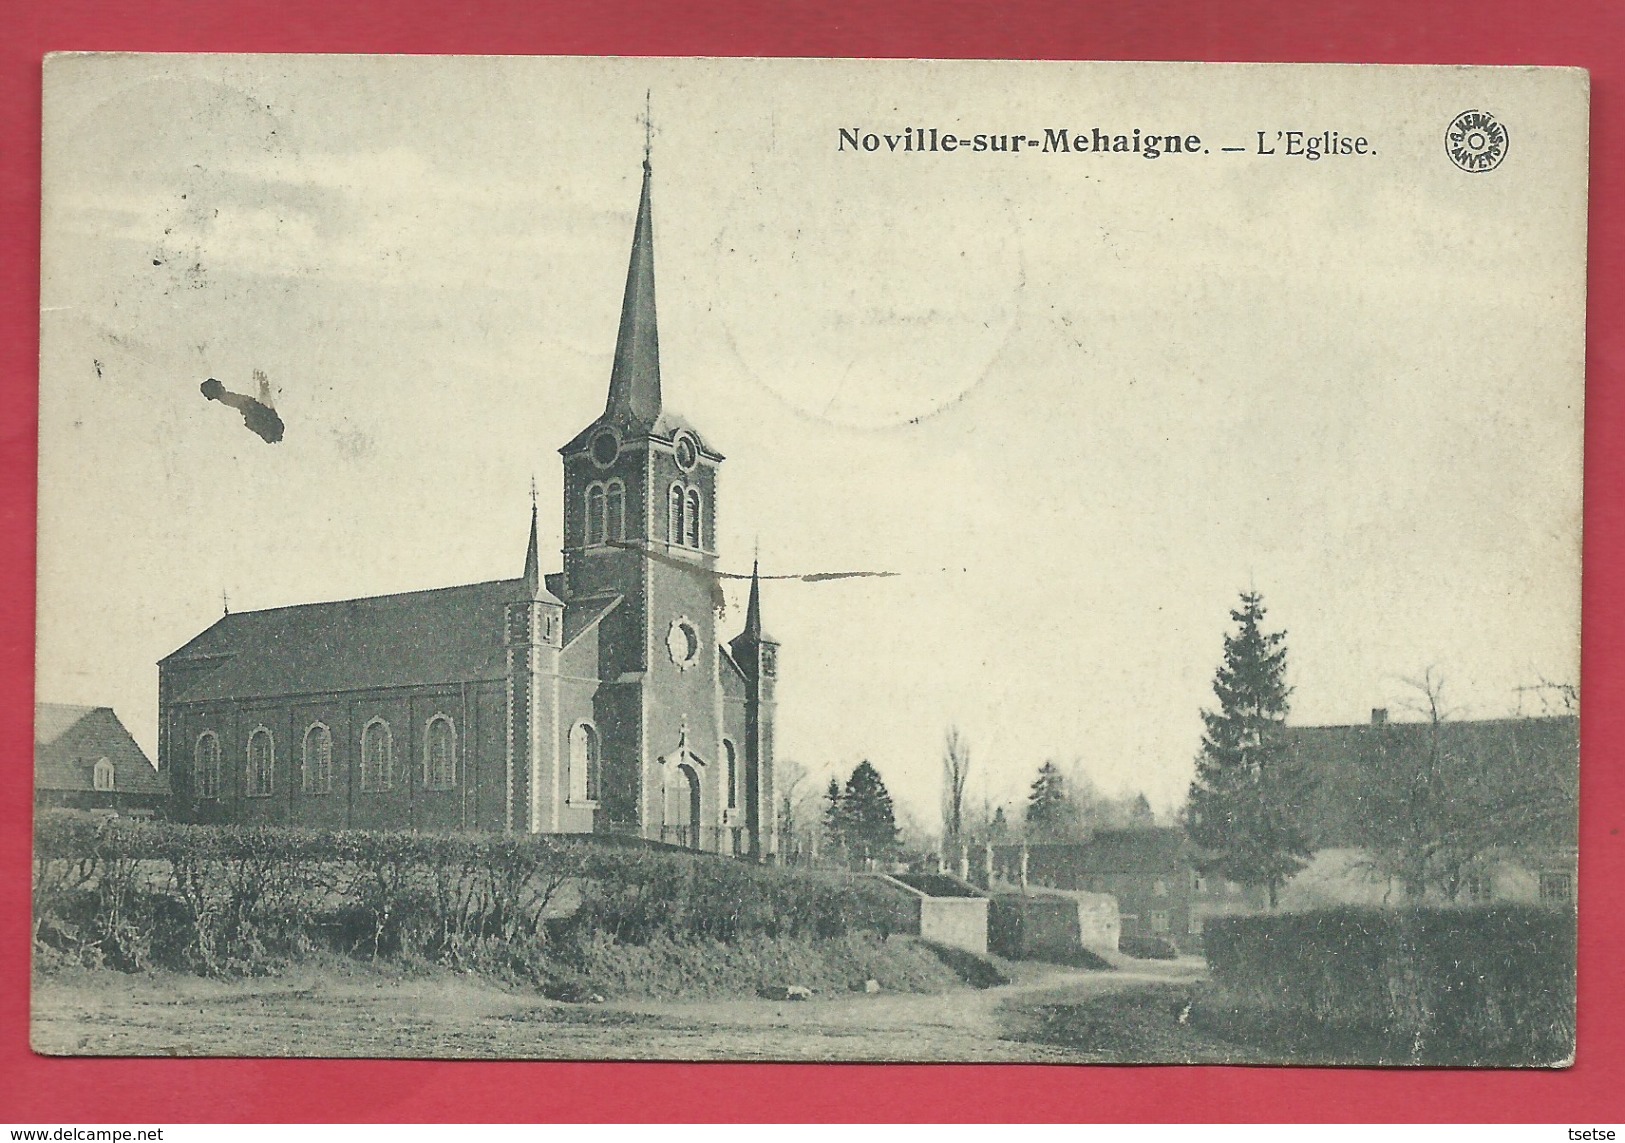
[{"left": 157, "top": 156, "right": 780, "bottom": 858}]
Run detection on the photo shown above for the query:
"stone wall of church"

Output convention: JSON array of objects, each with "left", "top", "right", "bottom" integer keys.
[
  {"left": 556, "top": 633, "right": 601, "bottom": 834},
  {"left": 163, "top": 679, "right": 508, "bottom": 832}
]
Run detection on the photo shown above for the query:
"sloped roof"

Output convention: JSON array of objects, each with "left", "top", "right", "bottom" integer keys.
[
  {"left": 564, "top": 593, "right": 621, "bottom": 647},
  {"left": 35, "top": 704, "right": 165, "bottom": 795},
  {"left": 36, "top": 702, "right": 97, "bottom": 746},
  {"left": 556, "top": 161, "right": 720, "bottom": 461},
  {"left": 1285, "top": 715, "right": 1579, "bottom": 849},
  {"left": 998, "top": 829, "right": 1189, "bottom": 877},
  {"left": 604, "top": 158, "right": 662, "bottom": 432},
  {"left": 162, "top": 578, "right": 530, "bottom": 702},
  {"left": 719, "top": 643, "right": 748, "bottom": 692}
]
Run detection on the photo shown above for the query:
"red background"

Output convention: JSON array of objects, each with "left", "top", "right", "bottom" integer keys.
[{"left": 1, "top": 0, "right": 1621, "bottom": 1123}]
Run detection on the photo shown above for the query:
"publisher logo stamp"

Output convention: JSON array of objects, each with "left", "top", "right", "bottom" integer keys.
[{"left": 1446, "top": 109, "right": 1509, "bottom": 172}]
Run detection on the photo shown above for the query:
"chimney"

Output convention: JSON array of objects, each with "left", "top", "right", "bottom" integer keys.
[{"left": 1371, "top": 707, "right": 1388, "bottom": 726}]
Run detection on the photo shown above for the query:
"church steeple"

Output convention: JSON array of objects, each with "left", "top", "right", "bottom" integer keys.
[
  {"left": 522, "top": 494, "right": 540, "bottom": 596},
  {"left": 603, "top": 157, "right": 661, "bottom": 430},
  {"left": 734, "top": 558, "right": 777, "bottom": 649},
  {"left": 742, "top": 559, "right": 766, "bottom": 640}
]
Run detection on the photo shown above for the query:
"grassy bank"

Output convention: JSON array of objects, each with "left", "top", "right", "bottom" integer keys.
[
  {"left": 32, "top": 813, "right": 990, "bottom": 1000},
  {"left": 551, "top": 932, "right": 990, "bottom": 999}
]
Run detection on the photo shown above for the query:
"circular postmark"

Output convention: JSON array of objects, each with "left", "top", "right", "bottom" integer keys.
[{"left": 1445, "top": 109, "right": 1509, "bottom": 173}]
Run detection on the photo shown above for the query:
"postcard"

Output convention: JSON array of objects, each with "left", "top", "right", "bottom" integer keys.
[{"left": 32, "top": 55, "right": 1585, "bottom": 1064}]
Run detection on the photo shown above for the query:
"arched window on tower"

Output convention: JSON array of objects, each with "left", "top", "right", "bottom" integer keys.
[
  {"left": 93, "top": 757, "right": 115, "bottom": 792},
  {"left": 246, "top": 727, "right": 274, "bottom": 797},
  {"left": 361, "top": 718, "right": 393, "bottom": 792},
  {"left": 424, "top": 715, "right": 456, "bottom": 790},
  {"left": 194, "top": 732, "right": 221, "bottom": 799},
  {"left": 585, "top": 484, "right": 606, "bottom": 546},
  {"left": 570, "top": 722, "right": 601, "bottom": 803},
  {"left": 724, "top": 739, "right": 737, "bottom": 809},
  {"left": 685, "top": 488, "right": 701, "bottom": 548},
  {"left": 668, "top": 483, "right": 685, "bottom": 545},
  {"left": 302, "top": 723, "right": 332, "bottom": 794},
  {"left": 606, "top": 480, "right": 625, "bottom": 543}
]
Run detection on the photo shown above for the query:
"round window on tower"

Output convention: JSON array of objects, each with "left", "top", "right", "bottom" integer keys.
[
  {"left": 590, "top": 429, "right": 620, "bottom": 468},
  {"left": 666, "top": 617, "right": 701, "bottom": 669},
  {"left": 673, "top": 433, "right": 698, "bottom": 472}
]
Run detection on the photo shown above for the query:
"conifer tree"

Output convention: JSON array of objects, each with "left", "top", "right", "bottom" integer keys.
[
  {"left": 1186, "top": 590, "right": 1312, "bottom": 907},
  {"left": 828, "top": 761, "right": 899, "bottom": 862},
  {"left": 1025, "top": 760, "right": 1081, "bottom": 841}
]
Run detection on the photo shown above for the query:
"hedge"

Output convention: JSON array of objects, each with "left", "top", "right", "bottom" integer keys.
[
  {"left": 1201, "top": 905, "right": 1576, "bottom": 1065},
  {"left": 31, "top": 812, "right": 917, "bottom": 979}
]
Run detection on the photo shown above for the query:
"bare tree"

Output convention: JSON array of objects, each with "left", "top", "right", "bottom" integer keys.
[
  {"left": 774, "top": 759, "right": 828, "bottom": 866},
  {"left": 1515, "top": 677, "right": 1580, "bottom": 717},
  {"left": 941, "top": 726, "right": 972, "bottom": 854},
  {"left": 1351, "top": 669, "right": 1578, "bottom": 902}
]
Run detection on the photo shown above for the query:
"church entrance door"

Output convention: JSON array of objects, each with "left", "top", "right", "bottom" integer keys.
[{"left": 665, "top": 762, "right": 701, "bottom": 849}]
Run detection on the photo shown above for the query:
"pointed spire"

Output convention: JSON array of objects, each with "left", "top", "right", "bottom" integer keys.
[
  {"left": 523, "top": 497, "right": 540, "bottom": 596},
  {"left": 743, "top": 558, "right": 763, "bottom": 639},
  {"left": 603, "top": 146, "right": 662, "bottom": 429}
]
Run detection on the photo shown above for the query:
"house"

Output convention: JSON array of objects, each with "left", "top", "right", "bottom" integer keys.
[
  {"left": 157, "top": 156, "right": 780, "bottom": 856},
  {"left": 992, "top": 829, "right": 1268, "bottom": 952},
  {"left": 1280, "top": 709, "right": 1578, "bottom": 908},
  {"left": 35, "top": 703, "right": 168, "bottom": 816}
]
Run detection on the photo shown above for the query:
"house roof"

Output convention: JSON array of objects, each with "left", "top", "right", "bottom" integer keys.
[
  {"left": 162, "top": 577, "right": 533, "bottom": 702},
  {"left": 999, "top": 829, "right": 1189, "bottom": 876},
  {"left": 1284, "top": 715, "right": 1579, "bottom": 849},
  {"left": 35, "top": 703, "right": 165, "bottom": 795},
  {"left": 36, "top": 702, "right": 97, "bottom": 746}
]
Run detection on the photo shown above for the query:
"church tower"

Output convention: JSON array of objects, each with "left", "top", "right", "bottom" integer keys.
[{"left": 558, "top": 153, "right": 736, "bottom": 850}]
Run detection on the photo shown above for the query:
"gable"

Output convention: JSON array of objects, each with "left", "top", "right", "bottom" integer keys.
[{"left": 35, "top": 705, "right": 164, "bottom": 795}]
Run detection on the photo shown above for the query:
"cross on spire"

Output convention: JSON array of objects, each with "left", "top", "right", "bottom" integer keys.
[
  {"left": 643, "top": 89, "right": 652, "bottom": 168},
  {"left": 523, "top": 479, "right": 540, "bottom": 595}
]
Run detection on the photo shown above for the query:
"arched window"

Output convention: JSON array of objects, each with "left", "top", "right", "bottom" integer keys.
[
  {"left": 585, "top": 484, "right": 606, "bottom": 546},
  {"left": 723, "top": 739, "right": 737, "bottom": 809},
  {"left": 668, "top": 483, "right": 685, "bottom": 545},
  {"left": 303, "top": 723, "right": 332, "bottom": 794},
  {"left": 424, "top": 715, "right": 457, "bottom": 790},
  {"left": 361, "top": 718, "right": 393, "bottom": 792},
  {"left": 685, "top": 488, "right": 701, "bottom": 548},
  {"left": 246, "top": 727, "right": 274, "bottom": 797},
  {"left": 194, "top": 732, "right": 221, "bottom": 799},
  {"left": 605, "top": 480, "right": 625, "bottom": 543},
  {"left": 93, "top": 757, "right": 115, "bottom": 792},
  {"left": 570, "top": 722, "right": 601, "bottom": 803}
]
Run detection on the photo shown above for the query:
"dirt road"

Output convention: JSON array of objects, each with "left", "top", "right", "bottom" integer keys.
[{"left": 32, "top": 957, "right": 1220, "bottom": 1062}]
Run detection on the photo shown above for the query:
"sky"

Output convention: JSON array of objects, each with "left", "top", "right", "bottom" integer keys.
[{"left": 36, "top": 56, "right": 1587, "bottom": 826}]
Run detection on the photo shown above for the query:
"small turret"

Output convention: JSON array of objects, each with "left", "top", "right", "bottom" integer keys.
[
  {"left": 731, "top": 560, "right": 779, "bottom": 679},
  {"left": 729, "top": 559, "right": 779, "bottom": 860},
  {"left": 523, "top": 498, "right": 541, "bottom": 598}
]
